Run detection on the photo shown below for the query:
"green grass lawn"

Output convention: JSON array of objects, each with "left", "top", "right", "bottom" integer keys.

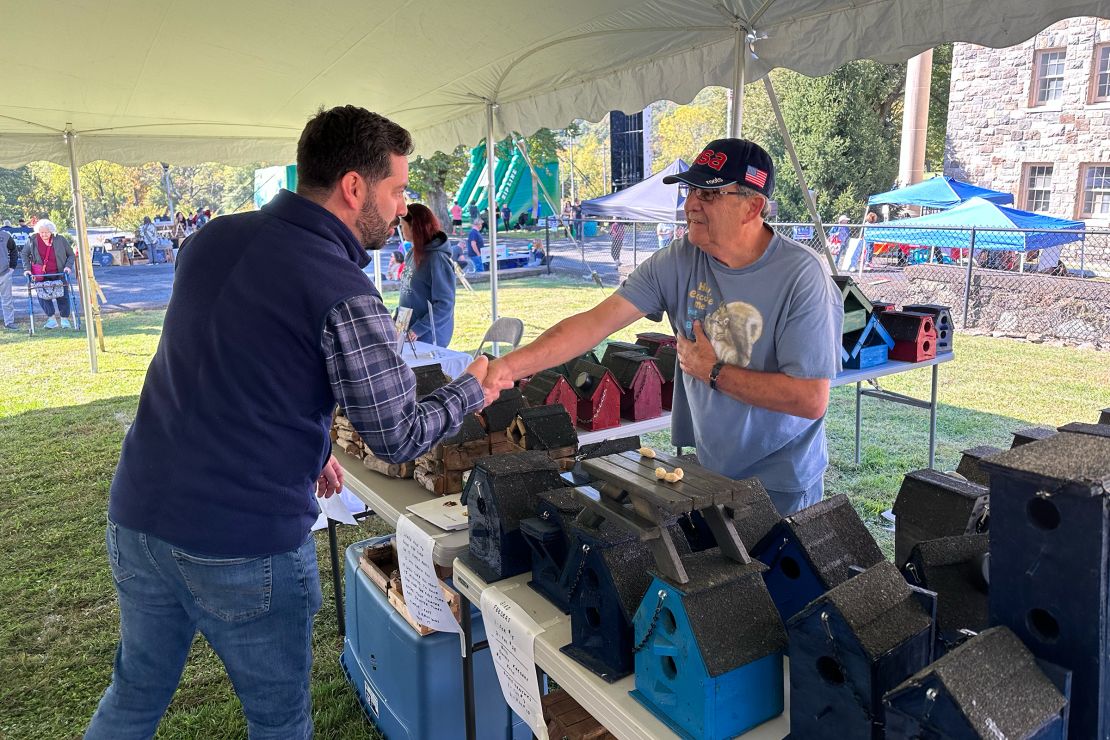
[{"left": 2, "top": 275, "right": 1108, "bottom": 739}]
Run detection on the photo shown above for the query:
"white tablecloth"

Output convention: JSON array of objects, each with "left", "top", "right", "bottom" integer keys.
[{"left": 400, "top": 340, "right": 472, "bottom": 379}]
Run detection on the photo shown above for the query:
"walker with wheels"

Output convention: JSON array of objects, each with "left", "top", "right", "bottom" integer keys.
[{"left": 25, "top": 272, "right": 81, "bottom": 336}]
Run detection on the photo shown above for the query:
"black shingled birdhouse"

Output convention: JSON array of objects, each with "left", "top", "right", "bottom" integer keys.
[
  {"left": 902, "top": 303, "right": 954, "bottom": 353},
  {"left": 480, "top": 387, "right": 526, "bottom": 433},
  {"left": 787, "top": 560, "right": 935, "bottom": 740},
  {"left": 1011, "top": 425, "right": 1057, "bottom": 447},
  {"left": 892, "top": 469, "right": 989, "bottom": 568},
  {"left": 902, "top": 533, "right": 989, "bottom": 657},
  {"left": 507, "top": 405, "right": 578, "bottom": 457},
  {"left": 459, "top": 451, "right": 565, "bottom": 583},
  {"left": 520, "top": 369, "right": 577, "bottom": 421},
  {"left": 635, "top": 331, "right": 677, "bottom": 355},
  {"left": 654, "top": 345, "right": 677, "bottom": 411},
  {"left": 980, "top": 430, "right": 1110, "bottom": 739},
  {"left": 603, "top": 351, "right": 664, "bottom": 421},
  {"left": 631, "top": 550, "right": 788, "bottom": 740},
  {"left": 600, "top": 340, "right": 650, "bottom": 367},
  {"left": 519, "top": 487, "right": 585, "bottom": 613},
  {"left": 955, "top": 444, "right": 1004, "bottom": 486},
  {"left": 1101, "top": 408, "right": 1110, "bottom": 425},
  {"left": 832, "top": 275, "right": 875, "bottom": 334},
  {"left": 412, "top": 362, "right": 451, "bottom": 396},
  {"left": 561, "top": 518, "right": 690, "bottom": 682},
  {"left": 753, "top": 494, "right": 885, "bottom": 622},
  {"left": 884, "top": 626, "right": 1072, "bottom": 740}
]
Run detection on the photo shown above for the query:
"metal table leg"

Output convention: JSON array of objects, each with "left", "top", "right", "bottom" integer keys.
[
  {"left": 928, "top": 364, "right": 939, "bottom": 469},
  {"left": 460, "top": 594, "right": 477, "bottom": 740},
  {"left": 854, "top": 381, "right": 862, "bottom": 465},
  {"left": 328, "top": 518, "right": 345, "bottom": 637}
]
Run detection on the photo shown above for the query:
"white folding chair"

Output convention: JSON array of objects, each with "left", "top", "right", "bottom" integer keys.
[{"left": 473, "top": 317, "right": 524, "bottom": 357}]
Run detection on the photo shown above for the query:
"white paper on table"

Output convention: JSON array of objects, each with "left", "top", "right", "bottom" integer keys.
[
  {"left": 311, "top": 485, "right": 366, "bottom": 530},
  {"left": 480, "top": 586, "right": 549, "bottom": 740},
  {"left": 395, "top": 515, "right": 462, "bottom": 634}
]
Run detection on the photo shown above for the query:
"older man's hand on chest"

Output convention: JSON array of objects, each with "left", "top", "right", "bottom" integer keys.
[{"left": 676, "top": 320, "right": 718, "bottom": 384}]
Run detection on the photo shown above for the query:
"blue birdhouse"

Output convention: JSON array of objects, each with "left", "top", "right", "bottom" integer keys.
[
  {"left": 786, "top": 561, "right": 935, "bottom": 739},
  {"left": 892, "top": 469, "right": 989, "bottom": 569},
  {"left": 841, "top": 315, "right": 894, "bottom": 370},
  {"left": 519, "top": 487, "right": 585, "bottom": 614},
  {"left": 459, "top": 451, "right": 565, "bottom": 583},
  {"left": 902, "top": 533, "right": 989, "bottom": 658},
  {"left": 980, "top": 430, "right": 1110, "bottom": 739},
  {"left": 884, "top": 626, "right": 1072, "bottom": 740},
  {"left": 561, "top": 518, "right": 690, "bottom": 682},
  {"left": 631, "top": 550, "right": 787, "bottom": 740},
  {"left": 753, "top": 494, "right": 884, "bottom": 622}
]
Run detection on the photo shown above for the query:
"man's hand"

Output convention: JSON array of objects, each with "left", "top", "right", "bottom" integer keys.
[
  {"left": 676, "top": 320, "right": 718, "bottom": 384},
  {"left": 465, "top": 355, "right": 513, "bottom": 407},
  {"left": 316, "top": 454, "right": 344, "bottom": 499}
]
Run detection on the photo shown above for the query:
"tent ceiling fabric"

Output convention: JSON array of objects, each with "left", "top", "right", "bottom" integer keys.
[{"left": 3, "top": 0, "right": 1109, "bottom": 167}]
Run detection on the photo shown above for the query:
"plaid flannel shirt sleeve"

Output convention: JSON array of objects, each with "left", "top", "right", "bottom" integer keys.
[{"left": 322, "top": 294, "right": 484, "bottom": 464}]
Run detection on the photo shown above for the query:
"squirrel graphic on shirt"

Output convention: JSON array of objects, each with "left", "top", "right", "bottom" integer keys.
[{"left": 703, "top": 301, "right": 763, "bottom": 368}]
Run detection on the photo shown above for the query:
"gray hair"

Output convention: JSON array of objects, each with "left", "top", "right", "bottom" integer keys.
[
  {"left": 734, "top": 186, "right": 771, "bottom": 219},
  {"left": 34, "top": 219, "right": 57, "bottom": 235}
]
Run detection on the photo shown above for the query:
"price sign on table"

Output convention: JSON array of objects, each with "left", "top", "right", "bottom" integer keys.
[{"left": 480, "top": 586, "right": 548, "bottom": 740}]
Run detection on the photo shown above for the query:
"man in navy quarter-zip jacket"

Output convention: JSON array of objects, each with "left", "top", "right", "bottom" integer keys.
[{"left": 86, "top": 106, "right": 511, "bottom": 740}]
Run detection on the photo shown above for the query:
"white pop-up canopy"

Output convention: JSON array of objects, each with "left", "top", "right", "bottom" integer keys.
[{"left": 3, "top": 0, "right": 1108, "bottom": 370}]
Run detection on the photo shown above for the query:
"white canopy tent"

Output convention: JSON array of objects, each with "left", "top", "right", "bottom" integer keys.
[{"left": 4, "top": 0, "right": 1108, "bottom": 370}]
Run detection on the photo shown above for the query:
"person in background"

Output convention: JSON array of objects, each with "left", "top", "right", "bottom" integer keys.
[
  {"left": 12, "top": 218, "right": 33, "bottom": 249},
  {"left": 828, "top": 215, "right": 850, "bottom": 257},
  {"left": 20, "top": 219, "right": 75, "bottom": 329},
  {"left": 501, "top": 203, "right": 512, "bottom": 231},
  {"left": 398, "top": 203, "right": 456, "bottom": 347},
  {"left": 450, "top": 201, "right": 463, "bottom": 235},
  {"left": 865, "top": 211, "right": 878, "bottom": 224},
  {"left": 610, "top": 220, "right": 626, "bottom": 266},
  {"left": 139, "top": 216, "right": 159, "bottom": 259},
  {"left": 1, "top": 227, "right": 17, "bottom": 329},
  {"left": 84, "top": 105, "right": 509, "bottom": 740},
  {"left": 656, "top": 221, "right": 675, "bottom": 250},
  {"left": 467, "top": 218, "right": 485, "bottom": 271},
  {"left": 529, "top": 238, "right": 547, "bottom": 267},
  {"left": 571, "top": 200, "right": 583, "bottom": 240},
  {"left": 386, "top": 248, "right": 405, "bottom": 280}
]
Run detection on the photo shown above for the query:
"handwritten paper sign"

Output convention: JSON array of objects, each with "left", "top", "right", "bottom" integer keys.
[
  {"left": 395, "top": 515, "right": 461, "bottom": 634},
  {"left": 480, "top": 586, "right": 548, "bottom": 740}
]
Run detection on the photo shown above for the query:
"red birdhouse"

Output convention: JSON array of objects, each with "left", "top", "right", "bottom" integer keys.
[
  {"left": 571, "top": 361, "right": 623, "bottom": 431},
  {"left": 654, "top": 345, "right": 677, "bottom": 411},
  {"left": 879, "top": 311, "right": 938, "bottom": 363},
  {"left": 635, "top": 331, "right": 677, "bottom": 355},
  {"left": 604, "top": 352, "right": 664, "bottom": 421},
  {"left": 521, "top": 369, "right": 578, "bottom": 421}
]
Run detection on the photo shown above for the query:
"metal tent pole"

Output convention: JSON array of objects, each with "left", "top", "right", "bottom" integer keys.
[
  {"left": 728, "top": 28, "right": 747, "bottom": 137},
  {"left": 858, "top": 205, "right": 869, "bottom": 277},
  {"left": 486, "top": 103, "right": 499, "bottom": 323},
  {"left": 762, "top": 77, "right": 837, "bottom": 275},
  {"left": 64, "top": 129, "right": 100, "bottom": 373}
]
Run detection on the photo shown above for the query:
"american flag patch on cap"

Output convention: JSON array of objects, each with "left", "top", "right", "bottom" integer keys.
[{"left": 745, "top": 165, "right": 768, "bottom": 188}]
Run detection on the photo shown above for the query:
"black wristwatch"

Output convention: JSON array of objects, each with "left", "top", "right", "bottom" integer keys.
[{"left": 709, "top": 361, "right": 725, "bottom": 391}]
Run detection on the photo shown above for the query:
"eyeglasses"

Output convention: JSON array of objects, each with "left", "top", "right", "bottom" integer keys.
[{"left": 678, "top": 185, "right": 748, "bottom": 203}]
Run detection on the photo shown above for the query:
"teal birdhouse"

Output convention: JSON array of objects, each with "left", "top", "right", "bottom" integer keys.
[{"left": 631, "top": 550, "right": 787, "bottom": 740}]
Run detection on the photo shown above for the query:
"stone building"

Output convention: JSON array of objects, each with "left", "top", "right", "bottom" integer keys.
[{"left": 945, "top": 17, "right": 1110, "bottom": 226}]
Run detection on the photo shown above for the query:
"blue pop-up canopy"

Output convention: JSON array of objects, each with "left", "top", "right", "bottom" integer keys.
[
  {"left": 867, "top": 176, "right": 1014, "bottom": 209},
  {"left": 581, "top": 158, "right": 689, "bottom": 222},
  {"left": 865, "top": 197, "right": 1085, "bottom": 251}
]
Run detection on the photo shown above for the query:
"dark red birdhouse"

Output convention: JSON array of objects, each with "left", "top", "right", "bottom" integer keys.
[
  {"left": 571, "top": 361, "right": 623, "bottom": 431},
  {"left": 603, "top": 351, "right": 664, "bottom": 421},
  {"left": 521, "top": 369, "right": 578, "bottom": 421},
  {"left": 654, "top": 345, "right": 677, "bottom": 411},
  {"left": 879, "top": 311, "right": 937, "bottom": 363}
]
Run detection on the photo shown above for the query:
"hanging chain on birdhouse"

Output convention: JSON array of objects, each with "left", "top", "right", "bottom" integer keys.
[
  {"left": 582, "top": 385, "right": 617, "bottom": 426},
  {"left": 564, "top": 544, "right": 590, "bottom": 598},
  {"left": 633, "top": 590, "right": 668, "bottom": 653}
]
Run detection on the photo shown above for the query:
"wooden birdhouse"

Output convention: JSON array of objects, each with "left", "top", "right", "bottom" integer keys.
[
  {"left": 1057, "top": 421, "right": 1110, "bottom": 441},
  {"left": 870, "top": 301, "right": 896, "bottom": 313},
  {"left": 412, "top": 362, "right": 452, "bottom": 396},
  {"left": 521, "top": 369, "right": 577, "bottom": 421},
  {"left": 1011, "top": 425, "right": 1057, "bottom": 447},
  {"left": 603, "top": 351, "right": 664, "bottom": 421},
  {"left": 841, "top": 315, "right": 895, "bottom": 370},
  {"left": 892, "top": 469, "right": 989, "bottom": 569},
  {"left": 570, "top": 361, "right": 623, "bottom": 432},
  {"left": 753, "top": 494, "right": 885, "bottom": 622},
  {"left": 980, "top": 430, "right": 1110, "bottom": 739},
  {"left": 632, "top": 550, "right": 787, "bottom": 740},
  {"left": 600, "top": 340, "right": 650, "bottom": 367},
  {"left": 955, "top": 444, "right": 1003, "bottom": 486},
  {"left": 902, "top": 533, "right": 989, "bottom": 658},
  {"left": 413, "top": 414, "right": 489, "bottom": 495},
  {"left": 520, "top": 487, "right": 585, "bottom": 613},
  {"left": 459, "top": 451, "right": 565, "bottom": 583},
  {"left": 884, "top": 627, "right": 1072, "bottom": 740},
  {"left": 832, "top": 275, "right": 875, "bottom": 334},
  {"left": 507, "top": 405, "right": 578, "bottom": 468},
  {"left": 654, "top": 345, "right": 677, "bottom": 411},
  {"left": 878, "top": 311, "right": 937, "bottom": 362},
  {"left": 635, "top": 331, "right": 677, "bottom": 355},
  {"left": 542, "top": 690, "right": 616, "bottom": 740},
  {"left": 676, "top": 476, "right": 781, "bottom": 556},
  {"left": 552, "top": 351, "right": 601, "bottom": 380},
  {"left": 786, "top": 560, "right": 935, "bottom": 740},
  {"left": 480, "top": 387, "right": 526, "bottom": 434},
  {"left": 903, "top": 303, "right": 954, "bottom": 353},
  {"left": 560, "top": 518, "right": 690, "bottom": 682}
]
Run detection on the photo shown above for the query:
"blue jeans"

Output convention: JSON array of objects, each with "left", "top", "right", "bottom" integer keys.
[
  {"left": 86, "top": 520, "right": 321, "bottom": 740},
  {"left": 765, "top": 476, "right": 824, "bottom": 517}
]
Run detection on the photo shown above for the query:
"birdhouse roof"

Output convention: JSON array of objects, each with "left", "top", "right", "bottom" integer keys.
[
  {"left": 577, "top": 435, "right": 642, "bottom": 460},
  {"left": 783, "top": 494, "right": 884, "bottom": 588},
  {"left": 654, "top": 345, "right": 677, "bottom": 381},
  {"left": 635, "top": 332, "right": 677, "bottom": 351},
  {"left": 832, "top": 275, "right": 874, "bottom": 314},
  {"left": 667, "top": 551, "right": 786, "bottom": 677},
  {"left": 892, "top": 470, "right": 988, "bottom": 529},
  {"left": 537, "top": 486, "right": 586, "bottom": 518},
  {"left": 1056, "top": 421, "right": 1110, "bottom": 440},
  {"left": 605, "top": 351, "right": 664, "bottom": 389},
  {"left": 979, "top": 431, "right": 1110, "bottom": 498},
  {"left": 521, "top": 370, "right": 569, "bottom": 406},
  {"left": 804, "top": 560, "right": 932, "bottom": 660},
  {"left": 1011, "top": 425, "right": 1057, "bottom": 445},
  {"left": 466, "top": 451, "right": 564, "bottom": 524},
  {"left": 570, "top": 361, "right": 621, "bottom": 400},
  {"left": 879, "top": 311, "right": 935, "bottom": 342},
  {"left": 844, "top": 315, "right": 895, "bottom": 357},
  {"left": 601, "top": 340, "right": 650, "bottom": 367},
  {"left": 907, "top": 533, "right": 989, "bottom": 634},
  {"left": 413, "top": 363, "right": 451, "bottom": 396},
  {"left": 513, "top": 405, "right": 578, "bottom": 449},
  {"left": 721, "top": 477, "right": 781, "bottom": 553},
  {"left": 888, "top": 627, "right": 1067, "bottom": 738},
  {"left": 441, "top": 413, "right": 487, "bottom": 445},
  {"left": 553, "top": 351, "right": 601, "bottom": 380},
  {"left": 481, "top": 387, "right": 526, "bottom": 432}
]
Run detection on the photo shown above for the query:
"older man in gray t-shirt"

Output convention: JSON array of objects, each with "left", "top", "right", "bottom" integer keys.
[{"left": 488, "top": 138, "right": 841, "bottom": 515}]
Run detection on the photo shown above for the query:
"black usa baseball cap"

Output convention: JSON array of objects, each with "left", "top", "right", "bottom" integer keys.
[{"left": 663, "top": 138, "right": 775, "bottom": 198}]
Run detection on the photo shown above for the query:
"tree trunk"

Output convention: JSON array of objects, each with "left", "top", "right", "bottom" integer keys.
[{"left": 426, "top": 187, "right": 450, "bottom": 229}]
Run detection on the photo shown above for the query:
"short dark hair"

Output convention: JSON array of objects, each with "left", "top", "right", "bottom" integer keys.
[{"left": 295, "top": 105, "right": 413, "bottom": 196}]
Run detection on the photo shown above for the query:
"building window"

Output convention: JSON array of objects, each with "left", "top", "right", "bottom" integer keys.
[
  {"left": 1023, "top": 165, "right": 1053, "bottom": 212},
  {"left": 1080, "top": 164, "right": 1110, "bottom": 218},
  {"left": 1092, "top": 44, "right": 1110, "bottom": 102},
  {"left": 1031, "top": 49, "right": 1066, "bottom": 105}
]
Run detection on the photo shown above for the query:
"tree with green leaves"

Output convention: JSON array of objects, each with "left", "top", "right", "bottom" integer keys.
[{"left": 407, "top": 146, "right": 470, "bottom": 228}]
